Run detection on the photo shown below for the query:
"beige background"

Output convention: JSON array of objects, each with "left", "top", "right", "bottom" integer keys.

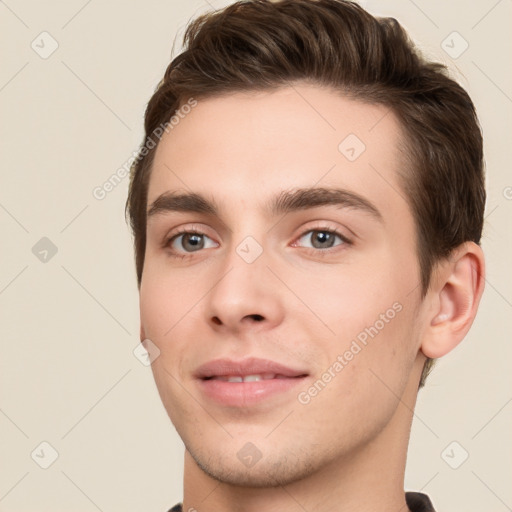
[{"left": 0, "top": 0, "right": 510, "bottom": 511}]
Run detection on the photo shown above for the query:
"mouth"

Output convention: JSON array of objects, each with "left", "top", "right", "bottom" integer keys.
[
  {"left": 204, "top": 373, "right": 302, "bottom": 382},
  {"left": 195, "top": 357, "right": 309, "bottom": 406}
]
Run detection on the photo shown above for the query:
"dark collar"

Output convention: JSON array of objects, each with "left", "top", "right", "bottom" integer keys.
[{"left": 405, "top": 491, "right": 436, "bottom": 511}]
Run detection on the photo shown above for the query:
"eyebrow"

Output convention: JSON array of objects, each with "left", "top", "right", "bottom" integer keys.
[{"left": 147, "top": 187, "right": 383, "bottom": 222}]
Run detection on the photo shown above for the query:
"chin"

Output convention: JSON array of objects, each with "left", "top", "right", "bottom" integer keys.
[{"left": 187, "top": 443, "right": 318, "bottom": 488}]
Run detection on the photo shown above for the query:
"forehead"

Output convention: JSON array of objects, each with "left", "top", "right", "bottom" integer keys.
[{"left": 148, "top": 84, "right": 408, "bottom": 220}]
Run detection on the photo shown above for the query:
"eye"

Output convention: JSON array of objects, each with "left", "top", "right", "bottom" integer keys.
[
  {"left": 295, "top": 229, "right": 349, "bottom": 250},
  {"left": 168, "top": 231, "right": 217, "bottom": 254}
]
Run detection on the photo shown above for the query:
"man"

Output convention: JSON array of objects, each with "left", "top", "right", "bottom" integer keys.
[{"left": 126, "top": 1, "right": 486, "bottom": 510}]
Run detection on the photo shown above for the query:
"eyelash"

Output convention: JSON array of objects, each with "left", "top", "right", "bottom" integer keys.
[{"left": 163, "top": 226, "right": 352, "bottom": 260}]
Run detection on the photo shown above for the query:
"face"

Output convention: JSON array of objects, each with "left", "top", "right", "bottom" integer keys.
[{"left": 140, "top": 84, "right": 426, "bottom": 486}]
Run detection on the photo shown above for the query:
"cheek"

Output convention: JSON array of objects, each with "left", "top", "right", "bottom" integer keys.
[
  {"left": 139, "top": 263, "right": 209, "bottom": 385},
  {"left": 140, "top": 271, "right": 199, "bottom": 420},
  {"left": 291, "top": 250, "right": 418, "bottom": 381},
  {"left": 139, "top": 258, "right": 200, "bottom": 340},
  {"left": 289, "top": 255, "right": 404, "bottom": 332},
  {"left": 294, "top": 294, "right": 417, "bottom": 442},
  {"left": 139, "top": 279, "right": 173, "bottom": 341}
]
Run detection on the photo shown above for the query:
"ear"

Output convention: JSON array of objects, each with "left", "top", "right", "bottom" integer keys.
[{"left": 421, "top": 242, "right": 485, "bottom": 359}]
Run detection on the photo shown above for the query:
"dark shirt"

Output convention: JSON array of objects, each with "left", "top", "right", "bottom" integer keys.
[{"left": 167, "top": 491, "right": 435, "bottom": 511}]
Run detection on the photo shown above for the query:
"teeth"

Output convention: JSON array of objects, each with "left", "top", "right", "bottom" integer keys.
[
  {"left": 244, "top": 375, "right": 263, "bottom": 382},
  {"left": 212, "top": 373, "right": 277, "bottom": 382}
]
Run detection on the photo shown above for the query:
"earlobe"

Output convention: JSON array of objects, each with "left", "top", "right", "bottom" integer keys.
[
  {"left": 421, "top": 242, "right": 485, "bottom": 359},
  {"left": 140, "top": 323, "right": 146, "bottom": 342}
]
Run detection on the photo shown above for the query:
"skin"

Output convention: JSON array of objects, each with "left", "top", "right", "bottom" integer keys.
[{"left": 139, "top": 84, "right": 485, "bottom": 512}]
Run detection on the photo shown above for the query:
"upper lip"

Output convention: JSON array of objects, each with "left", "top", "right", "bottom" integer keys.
[{"left": 195, "top": 357, "right": 309, "bottom": 379}]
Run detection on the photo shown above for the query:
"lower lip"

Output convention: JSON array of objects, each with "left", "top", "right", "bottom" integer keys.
[{"left": 197, "top": 377, "right": 307, "bottom": 407}]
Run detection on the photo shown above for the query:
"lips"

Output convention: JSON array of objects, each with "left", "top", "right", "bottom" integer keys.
[
  {"left": 195, "top": 357, "right": 308, "bottom": 380},
  {"left": 208, "top": 373, "right": 291, "bottom": 382},
  {"left": 195, "top": 357, "right": 309, "bottom": 407}
]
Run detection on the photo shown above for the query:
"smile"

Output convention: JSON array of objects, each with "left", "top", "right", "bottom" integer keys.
[{"left": 195, "top": 358, "right": 309, "bottom": 406}]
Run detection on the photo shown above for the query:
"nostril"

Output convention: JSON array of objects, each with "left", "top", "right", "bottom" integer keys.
[{"left": 211, "top": 314, "right": 264, "bottom": 325}]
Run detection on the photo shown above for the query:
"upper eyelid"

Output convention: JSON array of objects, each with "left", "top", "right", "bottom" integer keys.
[
  {"left": 166, "top": 223, "right": 347, "bottom": 238},
  {"left": 165, "top": 224, "right": 215, "bottom": 241},
  {"left": 153, "top": 209, "right": 360, "bottom": 239}
]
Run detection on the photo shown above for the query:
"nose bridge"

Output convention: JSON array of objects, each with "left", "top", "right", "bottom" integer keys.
[{"left": 204, "top": 232, "right": 283, "bottom": 329}]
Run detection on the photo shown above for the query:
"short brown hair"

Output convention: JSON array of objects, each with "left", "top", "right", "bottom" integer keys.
[{"left": 126, "top": 0, "right": 485, "bottom": 388}]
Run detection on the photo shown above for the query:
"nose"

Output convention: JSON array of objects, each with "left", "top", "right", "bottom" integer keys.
[{"left": 203, "top": 242, "right": 285, "bottom": 335}]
